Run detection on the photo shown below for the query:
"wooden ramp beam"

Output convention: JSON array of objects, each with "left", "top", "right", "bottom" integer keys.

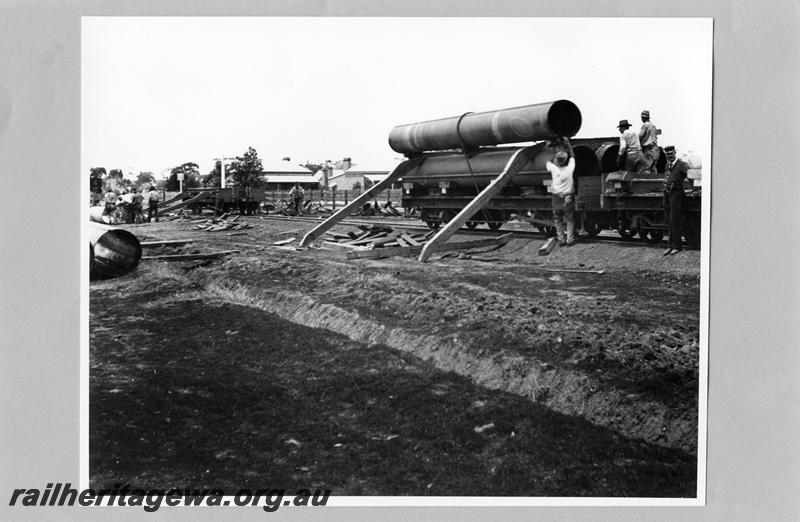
[
  {"left": 299, "top": 157, "right": 426, "bottom": 247},
  {"left": 157, "top": 192, "right": 209, "bottom": 216},
  {"left": 417, "top": 146, "right": 538, "bottom": 262}
]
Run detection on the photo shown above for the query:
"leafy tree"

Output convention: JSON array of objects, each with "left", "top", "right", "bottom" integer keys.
[
  {"left": 106, "top": 169, "right": 128, "bottom": 194},
  {"left": 166, "top": 162, "right": 200, "bottom": 191},
  {"left": 227, "top": 147, "right": 265, "bottom": 188},
  {"left": 136, "top": 171, "right": 156, "bottom": 187},
  {"left": 203, "top": 160, "right": 223, "bottom": 188},
  {"left": 204, "top": 147, "right": 266, "bottom": 188},
  {"left": 90, "top": 167, "right": 106, "bottom": 193}
]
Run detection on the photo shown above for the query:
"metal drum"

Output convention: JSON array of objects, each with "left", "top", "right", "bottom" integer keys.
[{"left": 89, "top": 222, "right": 142, "bottom": 280}]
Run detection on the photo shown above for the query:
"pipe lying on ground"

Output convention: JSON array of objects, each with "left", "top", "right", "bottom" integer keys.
[
  {"left": 89, "top": 205, "right": 116, "bottom": 224},
  {"left": 89, "top": 221, "right": 142, "bottom": 280},
  {"left": 388, "top": 100, "right": 582, "bottom": 154}
]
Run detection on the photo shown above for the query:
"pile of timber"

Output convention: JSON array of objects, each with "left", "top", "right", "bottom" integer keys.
[
  {"left": 351, "top": 201, "right": 402, "bottom": 217},
  {"left": 320, "top": 225, "right": 514, "bottom": 260},
  {"left": 191, "top": 214, "right": 253, "bottom": 232},
  {"left": 321, "top": 225, "right": 434, "bottom": 252}
]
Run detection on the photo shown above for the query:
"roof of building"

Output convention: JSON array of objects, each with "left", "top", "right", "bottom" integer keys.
[
  {"left": 260, "top": 159, "right": 314, "bottom": 174},
  {"left": 263, "top": 175, "right": 320, "bottom": 184}
]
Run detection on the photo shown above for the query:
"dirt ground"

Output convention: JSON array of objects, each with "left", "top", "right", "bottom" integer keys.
[{"left": 90, "top": 213, "right": 701, "bottom": 497}]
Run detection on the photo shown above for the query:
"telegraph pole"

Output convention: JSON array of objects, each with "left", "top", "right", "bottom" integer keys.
[{"left": 214, "top": 157, "right": 237, "bottom": 188}]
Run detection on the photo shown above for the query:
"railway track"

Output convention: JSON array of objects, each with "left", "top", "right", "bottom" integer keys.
[{"left": 252, "top": 213, "right": 647, "bottom": 244}]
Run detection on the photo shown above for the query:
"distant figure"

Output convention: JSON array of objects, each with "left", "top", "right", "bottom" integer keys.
[
  {"left": 147, "top": 186, "right": 159, "bottom": 222},
  {"left": 118, "top": 189, "right": 136, "bottom": 224},
  {"left": 131, "top": 188, "right": 144, "bottom": 223},
  {"left": 662, "top": 145, "right": 689, "bottom": 256},
  {"left": 638, "top": 110, "right": 660, "bottom": 175},
  {"left": 545, "top": 140, "right": 577, "bottom": 247},
  {"left": 288, "top": 183, "right": 305, "bottom": 214},
  {"left": 238, "top": 187, "right": 248, "bottom": 215},
  {"left": 616, "top": 119, "right": 647, "bottom": 175}
]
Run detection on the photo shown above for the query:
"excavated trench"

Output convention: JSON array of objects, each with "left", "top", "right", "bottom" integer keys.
[{"left": 199, "top": 279, "right": 697, "bottom": 454}]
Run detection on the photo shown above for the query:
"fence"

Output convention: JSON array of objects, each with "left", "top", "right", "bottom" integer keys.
[
  {"left": 267, "top": 189, "right": 405, "bottom": 210},
  {"left": 160, "top": 188, "right": 406, "bottom": 211}
]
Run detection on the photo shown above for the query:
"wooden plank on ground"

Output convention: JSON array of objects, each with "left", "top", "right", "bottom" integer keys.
[
  {"left": 142, "top": 250, "right": 239, "bottom": 261},
  {"left": 400, "top": 233, "right": 421, "bottom": 247},
  {"left": 371, "top": 233, "right": 402, "bottom": 247},
  {"left": 320, "top": 241, "right": 370, "bottom": 252},
  {"left": 347, "top": 233, "right": 514, "bottom": 260},
  {"left": 139, "top": 239, "right": 196, "bottom": 247},
  {"left": 273, "top": 237, "right": 296, "bottom": 246},
  {"left": 545, "top": 268, "right": 605, "bottom": 274},
  {"left": 348, "top": 232, "right": 388, "bottom": 245},
  {"left": 538, "top": 237, "right": 557, "bottom": 256},
  {"left": 396, "top": 237, "right": 410, "bottom": 248}
]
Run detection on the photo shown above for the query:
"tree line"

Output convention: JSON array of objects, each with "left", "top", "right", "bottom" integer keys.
[{"left": 89, "top": 147, "right": 267, "bottom": 195}]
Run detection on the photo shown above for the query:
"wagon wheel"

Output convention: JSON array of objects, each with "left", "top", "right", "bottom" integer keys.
[
  {"left": 487, "top": 222, "right": 502, "bottom": 231},
  {"left": 617, "top": 215, "right": 639, "bottom": 240},
  {"left": 618, "top": 225, "right": 641, "bottom": 240},
  {"left": 465, "top": 221, "right": 478, "bottom": 230},
  {"left": 641, "top": 229, "right": 664, "bottom": 244},
  {"left": 440, "top": 209, "right": 456, "bottom": 224},
  {"left": 581, "top": 220, "right": 603, "bottom": 238}
]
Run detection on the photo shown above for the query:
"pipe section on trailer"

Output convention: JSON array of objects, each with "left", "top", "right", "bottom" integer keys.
[
  {"left": 89, "top": 222, "right": 142, "bottom": 280},
  {"left": 388, "top": 100, "right": 582, "bottom": 154},
  {"left": 417, "top": 146, "right": 539, "bottom": 262},
  {"left": 400, "top": 143, "right": 599, "bottom": 188}
]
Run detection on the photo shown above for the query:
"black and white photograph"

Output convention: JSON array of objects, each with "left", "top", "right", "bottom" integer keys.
[
  {"left": 81, "top": 16, "right": 712, "bottom": 506},
  {"left": 7, "top": 1, "right": 800, "bottom": 520}
]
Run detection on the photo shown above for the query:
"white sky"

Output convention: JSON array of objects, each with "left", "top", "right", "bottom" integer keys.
[{"left": 82, "top": 17, "right": 712, "bottom": 178}]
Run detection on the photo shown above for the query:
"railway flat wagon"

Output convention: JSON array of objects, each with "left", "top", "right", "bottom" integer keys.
[{"left": 396, "top": 102, "right": 701, "bottom": 247}]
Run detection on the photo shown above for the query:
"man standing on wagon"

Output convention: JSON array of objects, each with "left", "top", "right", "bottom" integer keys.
[
  {"left": 616, "top": 119, "right": 647, "bottom": 175},
  {"left": 638, "top": 110, "right": 660, "bottom": 175}
]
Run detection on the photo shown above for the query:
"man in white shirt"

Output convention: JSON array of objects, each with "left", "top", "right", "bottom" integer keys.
[
  {"left": 546, "top": 145, "right": 577, "bottom": 247},
  {"left": 616, "top": 119, "right": 647, "bottom": 175}
]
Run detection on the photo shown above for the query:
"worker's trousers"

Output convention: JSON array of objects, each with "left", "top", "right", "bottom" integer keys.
[{"left": 552, "top": 193, "right": 575, "bottom": 244}]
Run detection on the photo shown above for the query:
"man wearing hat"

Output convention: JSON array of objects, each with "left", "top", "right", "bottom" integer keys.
[
  {"left": 545, "top": 140, "right": 577, "bottom": 247},
  {"left": 616, "top": 119, "right": 647, "bottom": 175},
  {"left": 638, "top": 110, "right": 660, "bottom": 175},
  {"left": 662, "top": 145, "right": 689, "bottom": 255}
]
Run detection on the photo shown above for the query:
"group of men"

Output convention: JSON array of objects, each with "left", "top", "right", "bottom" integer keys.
[
  {"left": 545, "top": 109, "right": 689, "bottom": 255},
  {"left": 616, "top": 110, "right": 660, "bottom": 176},
  {"left": 104, "top": 186, "right": 160, "bottom": 224}
]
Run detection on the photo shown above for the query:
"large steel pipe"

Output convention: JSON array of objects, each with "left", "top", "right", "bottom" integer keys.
[
  {"left": 402, "top": 143, "right": 599, "bottom": 187},
  {"left": 389, "top": 100, "right": 582, "bottom": 154},
  {"left": 89, "top": 222, "right": 142, "bottom": 280}
]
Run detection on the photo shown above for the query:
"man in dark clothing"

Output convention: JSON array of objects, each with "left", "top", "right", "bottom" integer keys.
[
  {"left": 662, "top": 145, "right": 689, "bottom": 255},
  {"left": 288, "top": 183, "right": 305, "bottom": 214},
  {"left": 147, "top": 186, "right": 159, "bottom": 222},
  {"left": 131, "top": 189, "right": 144, "bottom": 223}
]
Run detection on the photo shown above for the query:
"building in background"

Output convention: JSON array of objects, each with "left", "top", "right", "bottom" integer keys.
[{"left": 261, "top": 158, "right": 320, "bottom": 191}]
